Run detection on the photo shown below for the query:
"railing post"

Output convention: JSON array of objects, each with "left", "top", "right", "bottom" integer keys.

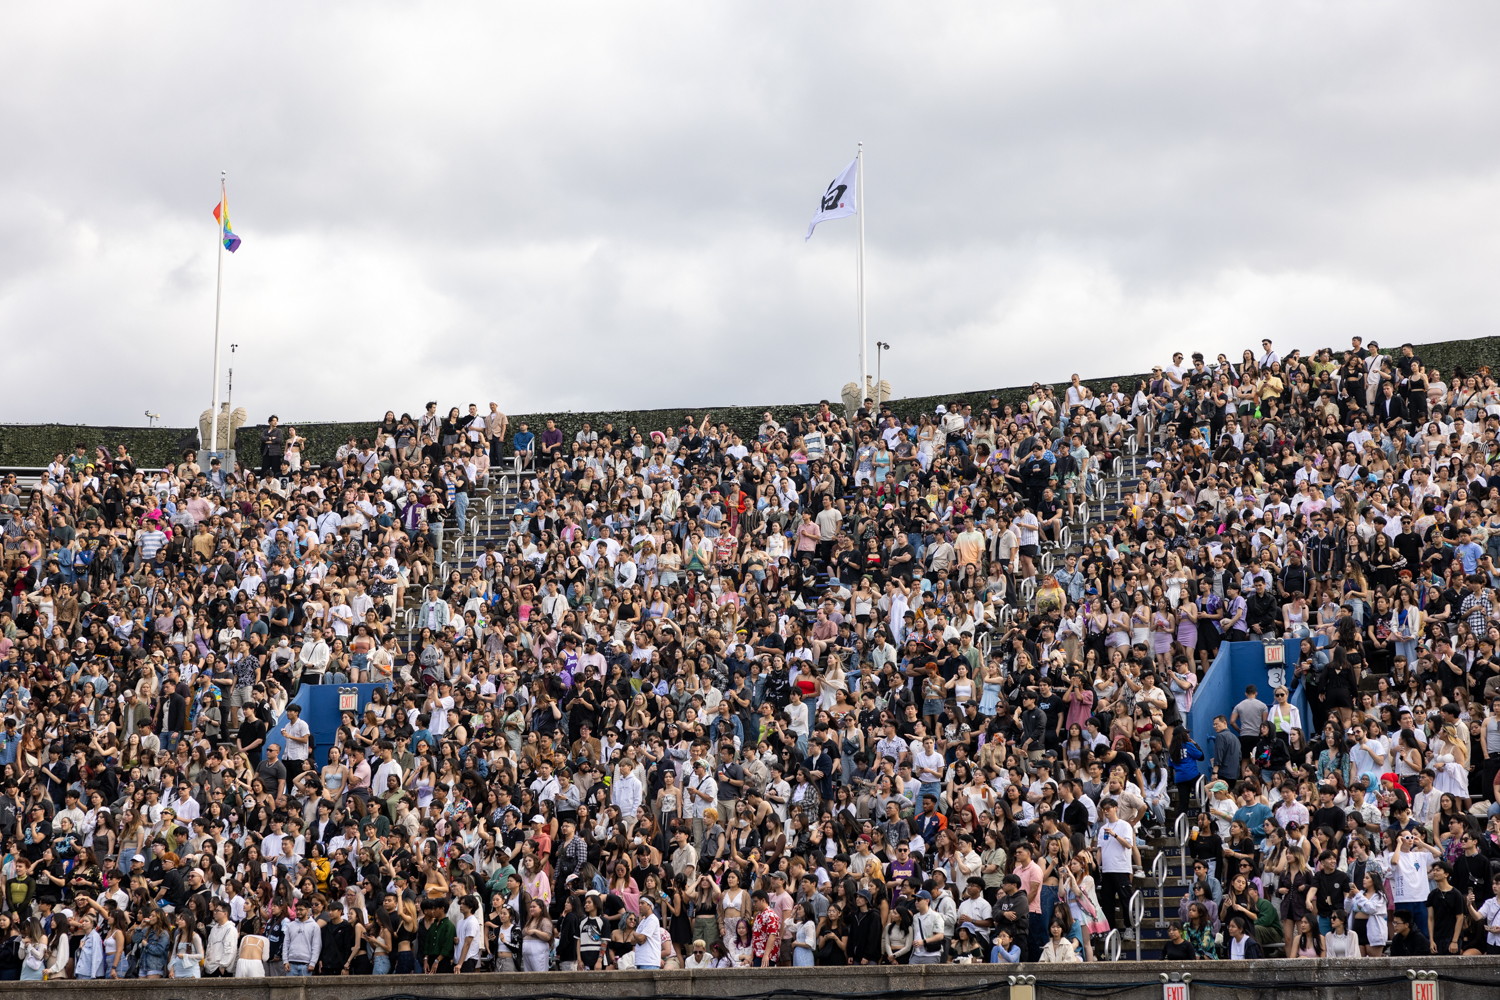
[
  {"left": 1153, "top": 850, "right": 1168, "bottom": 932},
  {"left": 1129, "top": 889, "right": 1145, "bottom": 961},
  {"left": 1176, "top": 811, "right": 1190, "bottom": 878}
]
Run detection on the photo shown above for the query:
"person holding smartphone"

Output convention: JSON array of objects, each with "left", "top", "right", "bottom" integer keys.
[{"left": 1096, "top": 798, "right": 1136, "bottom": 931}]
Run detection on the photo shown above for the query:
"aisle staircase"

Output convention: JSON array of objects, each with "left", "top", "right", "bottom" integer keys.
[{"left": 391, "top": 467, "right": 523, "bottom": 642}]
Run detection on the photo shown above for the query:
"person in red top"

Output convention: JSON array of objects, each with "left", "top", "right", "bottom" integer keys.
[{"left": 750, "top": 891, "right": 781, "bottom": 967}]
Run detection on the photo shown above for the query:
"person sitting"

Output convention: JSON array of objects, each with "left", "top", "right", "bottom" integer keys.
[
  {"left": 1225, "top": 915, "right": 1264, "bottom": 959},
  {"left": 1385, "top": 910, "right": 1430, "bottom": 957},
  {"left": 1038, "top": 919, "right": 1082, "bottom": 962}
]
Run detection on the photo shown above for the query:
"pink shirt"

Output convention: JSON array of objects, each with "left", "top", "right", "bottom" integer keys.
[{"left": 1016, "top": 860, "right": 1045, "bottom": 914}]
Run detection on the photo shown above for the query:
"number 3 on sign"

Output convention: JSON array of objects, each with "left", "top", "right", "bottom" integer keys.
[
  {"left": 1164, "top": 983, "right": 1189, "bottom": 1000},
  {"left": 1412, "top": 981, "right": 1437, "bottom": 1000}
]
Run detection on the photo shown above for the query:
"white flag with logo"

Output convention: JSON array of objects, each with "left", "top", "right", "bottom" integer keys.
[{"left": 805, "top": 158, "right": 857, "bottom": 241}]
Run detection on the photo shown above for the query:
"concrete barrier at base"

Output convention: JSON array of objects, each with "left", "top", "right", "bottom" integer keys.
[{"left": 3, "top": 958, "right": 1496, "bottom": 1000}]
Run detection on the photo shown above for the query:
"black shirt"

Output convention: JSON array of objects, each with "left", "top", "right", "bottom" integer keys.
[
  {"left": 164, "top": 691, "right": 188, "bottom": 733},
  {"left": 1312, "top": 805, "right": 1347, "bottom": 833},
  {"left": 319, "top": 918, "right": 356, "bottom": 972},
  {"left": 1314, "top": 868, "right": 1352, "bottom": 915},
  {"left": 238, "top": 717, "right": 268, "bottom": 765},
  {"left": 1427, "top": 886, "right": 1465, "bottom": 951},
  {"left": 1454, "top": 851, "right": 1495, "bottom": 904},
  {"left": 1388, "top": 927, "right": 1430, "bottom": 957}
]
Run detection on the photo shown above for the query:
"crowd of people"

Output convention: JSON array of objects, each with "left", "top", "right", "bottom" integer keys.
[{"left": 2, "top": 337, "right": 1500, "bottom": 980}]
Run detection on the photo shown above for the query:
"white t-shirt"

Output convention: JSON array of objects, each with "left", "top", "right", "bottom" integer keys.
[
  {"left": 1388, "top": 849, "right": 1432, "bottom": 903},
  {"left": 912, "top": 910, "right": 943, "bottom": 957},
  {"left": 912, "top": 749, "right": 945, "bottom": 784},
  {"left": 957, "top": 896, "right": 992, "bottom": 925},
  {"left": 1479, "top": 897, "right": 1500, "bottom": 947},
  {"left": 633, "top": 912, "right": 663, "bottom": 967},
  {"left": 1015, "top": 512, "right": 1040, "bottom": 547},
  {"left": 282, "top": 719, "right": 310, "bottom": 761},
  {"left": 454, "top": 912, "right": 484, "bottom": 965},
  {"left": 1098, "top": 818, "right": 1134, "bottom": 874}
]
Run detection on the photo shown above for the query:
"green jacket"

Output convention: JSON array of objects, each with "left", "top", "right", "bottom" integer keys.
[
  {"left": 1255, "top": 898, "right": 1283, "bottom": 939},
  {"left": 422, "top": 917, "right": 455, "bottom": 958}
]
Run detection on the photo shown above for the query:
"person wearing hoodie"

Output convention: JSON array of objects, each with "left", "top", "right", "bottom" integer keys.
[{"left": 281, "top": 901, "right": 322, "bottom": 976}]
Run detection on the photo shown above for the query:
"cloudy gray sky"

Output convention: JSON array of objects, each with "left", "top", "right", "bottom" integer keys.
[{"left": 3, "top": 3, "right": 1499, "bottom": 428}]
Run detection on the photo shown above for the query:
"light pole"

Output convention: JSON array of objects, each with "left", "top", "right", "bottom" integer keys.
[
  {"left": 875, "top": 341, "right": 890, "bottom": 406},
  {"left": 227, "top": 343, "right": 238, "bottom": 413},
  {"left": 226, "top": 343, "right": 238, "bottom": 451}
]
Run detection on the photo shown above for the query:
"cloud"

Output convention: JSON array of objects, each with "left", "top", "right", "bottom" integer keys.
[{"left": 2, "top": 2, "right": 1499, "bottom": 426}]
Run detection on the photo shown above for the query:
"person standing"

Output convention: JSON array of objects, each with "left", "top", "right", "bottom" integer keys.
[
  {"left": 910, "top": 891, "right": 945, "bottom": 964},
  {"left": 454, "top": 896, "right": 484, "bottom": 973},
  {"left": 628, "top": 897, "right": 663, "bottom": 971},
  {"left": 1229, "top": 685, "right": 1267, "bottom": 770},
  {"left": 282, "top": 901, "right": 321, "bottom": 977},
  {"left": 747, "top": 893, "right": 778, "bottom": 969},
  {"left": 1095, "top": 798, "right": 1136, "bottom": 934},
  {"left": 280, "top": 704, "right": 311, "bottom": 783},
  {"left": 204, "top": 902, "right": 239, "bottom": 977},
  {"left": 260, "top": 417, "right": 284, "bottom": 478}
]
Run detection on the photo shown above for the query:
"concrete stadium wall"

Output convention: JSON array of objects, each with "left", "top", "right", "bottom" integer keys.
[{"left": 4, "top": 958, "right": 1496, "bottom": 1000}]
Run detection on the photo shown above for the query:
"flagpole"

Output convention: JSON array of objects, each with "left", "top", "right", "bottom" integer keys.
[
  {"left": 856, "top": 143, "right": 867, "bottom": 406},
  {"left": 210, "top": 170, "right": 225, "bottom": 453}
]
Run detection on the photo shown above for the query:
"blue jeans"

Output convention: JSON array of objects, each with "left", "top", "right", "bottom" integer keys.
[
  {"left": 372, "top": 954, "right": 391, "bottom": 975},
  {"left": 287, "top": 962, "right": 309, "bottom": 976},
  {"left": 638, "top": 963, "right": 660, "bottom": 970},
  {"left": 1317, "top": 915, "right": 1332, "bottom": 935}
]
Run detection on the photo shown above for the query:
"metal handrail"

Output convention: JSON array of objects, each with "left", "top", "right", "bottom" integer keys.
[
  {"left": 1103, "top": 928, "right": 1122, "bottom": 962},
  {"left": 1194, "top": 774, "right": 1206, "bottom": 808},
  {"left": 1129, "top": 890, "right": 1145, "bottom": 961},
  {"left": 1153, "top": 852, "right": 1169, "bottom": 942},
  {"left": 1176, "top": 811, "right": 1191, "bottom": 877}
]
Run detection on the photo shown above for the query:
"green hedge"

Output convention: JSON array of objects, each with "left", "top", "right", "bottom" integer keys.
[
  {"left": 6, "top": 335, "right": 1500, "bottom": 468},
  {"left": 0, "top": 425, "right": 199, "bottom": 470}
]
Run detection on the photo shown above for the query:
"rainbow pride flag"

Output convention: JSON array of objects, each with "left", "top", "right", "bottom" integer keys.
[{"left": 212, "top": 192, "right": 241, "bottom": 253}]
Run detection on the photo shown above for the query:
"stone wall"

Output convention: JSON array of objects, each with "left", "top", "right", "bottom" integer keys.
[{"left": 4, "top": 958, "right": 1495, "bottom": 1000}]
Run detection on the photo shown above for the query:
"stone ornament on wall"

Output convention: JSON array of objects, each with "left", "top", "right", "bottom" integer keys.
[
  {"left": 841, "top": 377, "right": 892, "bottom": 418},
  {"left": 199, "top": 403, "right": 248, "bottom": 449}
]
